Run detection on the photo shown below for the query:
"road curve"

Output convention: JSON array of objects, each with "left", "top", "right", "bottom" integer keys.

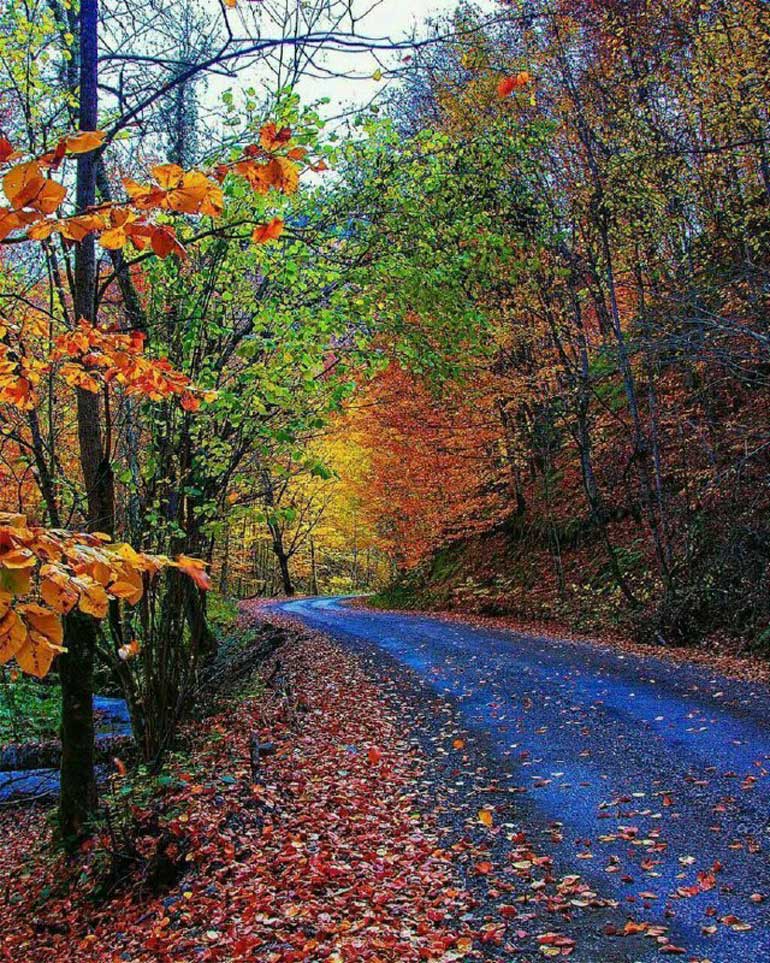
[{"left": 275, "top": 595, "right": 770, "bottom": 962}]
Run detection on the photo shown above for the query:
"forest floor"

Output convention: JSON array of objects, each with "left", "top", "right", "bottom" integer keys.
[
  {"left": 1, "top": 598, "right": 768, "bottom": 962},
  {"left": 0, "top": 601, "right": 577, "bottom": 962}
]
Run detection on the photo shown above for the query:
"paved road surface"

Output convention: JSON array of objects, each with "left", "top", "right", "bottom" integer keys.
[{"left": 276, "top": 596, "right": 770, "bottom": 962}]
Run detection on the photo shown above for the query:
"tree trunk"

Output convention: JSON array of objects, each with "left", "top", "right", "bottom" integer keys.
[
  {"left": 59, "top": 0, "right": 102, "bottom": 846},
  {"left": 58, "top": 612, "right": 98, "bottom": 839},
  {"left": 274, "top": 539, "right": 294, "bottom": 596},
  {"left": 310, "top": 537, "right": 319, "bottom": 596}
]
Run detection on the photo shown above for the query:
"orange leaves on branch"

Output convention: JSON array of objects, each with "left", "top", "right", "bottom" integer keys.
[
  {"left": 147, "top": 224, "right": 187, "bottom": 259},
  {"left": 0, "top": 207, "right": 39, "bottom": 241},
  {"left": 1, "top": 311, "right": 215, "bottom": 414},
  {"left": 497, "top": 71, "right": 532, "bottom": 97},
  {"left": 0, "top": 512, "right": 211, "bottom": 678},
  {"left": 124, "top": 164, "right": 224, "bottom": 217},
  {"left": 14, "top": 603, "right": 64, "bottom": 677},
  {"left": 176, "top": 555, "right": 212, "bottom": 591},
  {"left": 233, "top": 155, "right": 300, "bottom": 196},
  {"left": 259, "top": 122, "right": 292, "bottom": 152},
  {"left": 52, "top": 318, "right": 215, "bottom": 408},
  {"left": 26, "top": 211, "right": 104, "bottom": 243},
  {"left": 252, "top": 217, "right": 285, "bottom": 245},
  {"left": 270, "top": 156, "right": 300, "bottom": 194},
  {"left": 97, "top": 208, "right": 186, "bottom": 260},
  {"left": 0, "top": 123, "right": 307, "bottom": 251},
  {"left": 40, "top": 565, "right": 80, "bottom": 613},
  {"left": 63, "top": 130, "right": 106, "bottom": 155},
  {"left": 0, "top": 343, "right": 45, "bottom": 410},
  {"left": 0, "top": 136, "right": 109, "bottom": 243},
  {"left": 0, "top": 138, "right": 19, "bottom": 164},
  {"left": 2, "top": 160, "right": 66, "bottom": 215}
]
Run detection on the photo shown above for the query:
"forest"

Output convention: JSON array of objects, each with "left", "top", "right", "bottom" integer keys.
[{"left": 1, "top": 1, "right": 769, "bottom": 961}]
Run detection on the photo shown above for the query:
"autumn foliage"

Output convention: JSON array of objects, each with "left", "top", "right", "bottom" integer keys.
[
  {"left": 346, "top": 0, "right": 770, "bottom": 647},
  {"left": 0, "top": 511, "right": 211, "bottom": 676}
]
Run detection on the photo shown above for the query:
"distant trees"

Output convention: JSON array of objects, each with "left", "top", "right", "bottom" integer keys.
[{"left": 346, "top": 0, "right": 770, "bottom": 646}]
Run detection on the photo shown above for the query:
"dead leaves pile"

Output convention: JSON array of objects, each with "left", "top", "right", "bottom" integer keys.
[{"left": 0, "top": 612, "right": 477, "bottom": 962}]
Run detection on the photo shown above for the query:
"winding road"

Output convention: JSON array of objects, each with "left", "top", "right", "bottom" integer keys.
[{"left": 276, "top": 596, "right": 770, "bottom": 962}]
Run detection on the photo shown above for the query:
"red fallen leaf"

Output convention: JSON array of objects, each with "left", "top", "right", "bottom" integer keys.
[
  {"left": 697, "top": 871, "right": 717, "bottom": 891},
  {"left": 480, "top": 923, "right": 506, "bottom": 943},
  {"left": 497, "top": 76, "right": 517, "bottom": 97},
  {"left": 499, "top": 904, "right": 518, "bottom": 918},
  {"left": 659, "top": 945, "right": 686, "bottom": 954},
  {"left": 367, "top": 745, "right": 382, "bottom": 765},
  {"left": 676, "top": 885, "right": 701, "bottom": 898},
  {"left": 475, "top": 861, "right": 493, "bottom": 875}
]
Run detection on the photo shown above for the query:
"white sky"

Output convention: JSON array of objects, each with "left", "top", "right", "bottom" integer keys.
[
  {"left": 206, "top": 0, "right": 498, "bottom": 122},
  {"left": 297, "top": 0, "right": 497, "bottom": 113}
]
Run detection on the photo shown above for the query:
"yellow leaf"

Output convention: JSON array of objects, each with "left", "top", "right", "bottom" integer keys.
[
  {"left": 0, "top": 564, "right": 33, "bottom": 597},
  {"left": 40, "top": 566, "right": 79, "bottom": 614},
  {"left": 75, "top": 576, "right": 109, "bottom": 618},
  {"left": 14, "top": 637, "right": 59, "bottom": 678},
  {"left": 0, "top": 606, "right": 26, "bottom": 664},
  {"left": 65, "top": 130, "right": 106, "bottom": 154},
  {"left": 19, "top": 603, "right": 63, "bottom": 646},
  {"left": 478, "top": 809, "right": 494, "bottom": 827}
]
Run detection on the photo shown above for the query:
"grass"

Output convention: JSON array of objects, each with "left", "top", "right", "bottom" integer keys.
[{"left": 0, "top": 669, "right": 62, "bottom": 745}]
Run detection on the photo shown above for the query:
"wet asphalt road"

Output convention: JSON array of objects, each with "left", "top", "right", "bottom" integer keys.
[{"left": 276, "top": 596, "right": 770, "bottom": 963}]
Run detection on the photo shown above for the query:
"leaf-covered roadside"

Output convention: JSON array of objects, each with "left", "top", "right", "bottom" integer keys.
[{"left": 0, "top": 605, "right": 477, "bottom": 962}]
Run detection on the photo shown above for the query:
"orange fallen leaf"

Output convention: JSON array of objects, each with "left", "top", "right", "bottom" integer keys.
[{"left": 478, "top": 808, "right": 494, "bottom": 827}]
